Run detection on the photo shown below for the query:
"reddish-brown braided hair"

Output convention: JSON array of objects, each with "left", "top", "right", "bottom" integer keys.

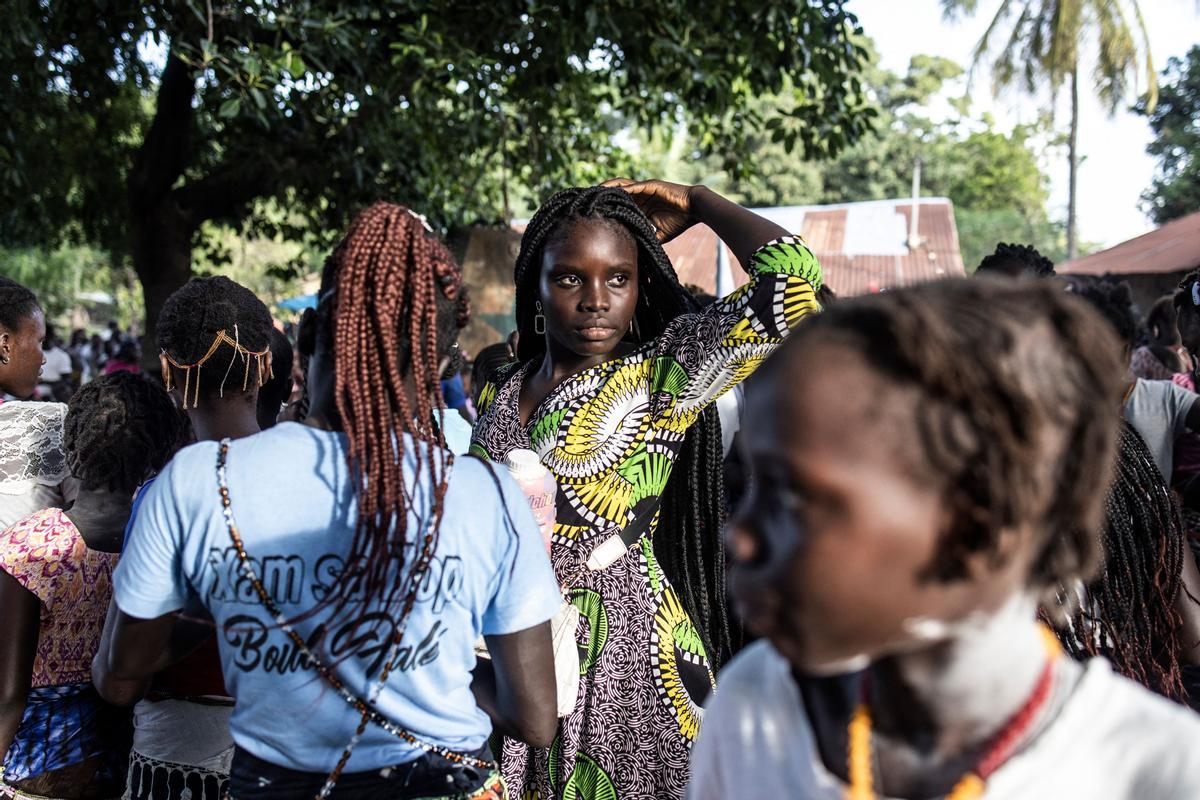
[{"left": 318, "top": 202, "right": 469, "bottom": 618}]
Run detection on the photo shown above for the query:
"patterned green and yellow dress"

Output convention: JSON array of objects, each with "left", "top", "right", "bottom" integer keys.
[{"left": 470, "top": 237, "right": 821, "bottom": 799}]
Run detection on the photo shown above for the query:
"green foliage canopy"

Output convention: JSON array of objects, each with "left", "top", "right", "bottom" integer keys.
[
  {"left": 0, "top": 1, "right": 875, "bottom": 259},
  {"left": 1139, "top": 46, "right": 1200, "bottom": 225}
]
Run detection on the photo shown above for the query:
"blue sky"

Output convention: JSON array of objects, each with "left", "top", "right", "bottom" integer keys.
[{"left": 848, "top": 0, "right": 1200, "bottom": 250}]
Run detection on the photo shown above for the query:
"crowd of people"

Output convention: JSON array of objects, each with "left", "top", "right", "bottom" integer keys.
[{"left": 1, "top": 178, "right": 1200, "bottom": 800}]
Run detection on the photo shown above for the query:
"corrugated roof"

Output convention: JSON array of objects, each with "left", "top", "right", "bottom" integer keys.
[
  {"left": 1057, "top": 211, "right": 1200, "bottom": 277},
  {"left": 663, "top": 198, "right": 965, "bottom": 296}
]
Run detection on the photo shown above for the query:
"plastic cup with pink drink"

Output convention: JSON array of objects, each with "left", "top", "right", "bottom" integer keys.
[{"left": 504, "top": 448, "right": 557, "bottom": 554}]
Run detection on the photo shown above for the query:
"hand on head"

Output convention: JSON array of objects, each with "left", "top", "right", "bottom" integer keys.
[{"left": 601, "top": 178, "right": 699, "bottom": 243}]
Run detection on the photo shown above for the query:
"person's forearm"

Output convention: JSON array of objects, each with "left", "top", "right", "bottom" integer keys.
[
  {"left": 91, "top": 650, "right": 151, "bottom": 706},
  {"left": 470, "top": 658, "right": 513, "bottom": 738},
  {"left": 689, "top": 186, "right": 790, "bottom": 272}
]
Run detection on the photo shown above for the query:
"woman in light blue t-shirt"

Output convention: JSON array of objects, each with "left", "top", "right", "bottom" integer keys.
[{"left": 95, "top": 204, "right": 560, "bottom": 799}]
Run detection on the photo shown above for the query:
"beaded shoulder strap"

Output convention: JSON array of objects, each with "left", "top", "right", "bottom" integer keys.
[{"left": 213, "top": 439, "right": 491, "bottom": 796}]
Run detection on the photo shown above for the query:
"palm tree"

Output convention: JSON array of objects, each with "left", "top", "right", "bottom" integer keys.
[{"left": 942, "top": 0, "right": 1157, "bottom": 258}]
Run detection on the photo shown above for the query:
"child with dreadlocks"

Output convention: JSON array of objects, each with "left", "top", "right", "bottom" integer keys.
[
  {"left": 97, "top": 202, "right": 560, "bottom": 800},
  {"left": 0, "top": 372, "right": 184, "bottom": 799},
  {"left": 691, "top": 279, "right": 1200, "bottom": 800},
  {"left": 470, "top": 179, "right": 821, "bottom": 799}
]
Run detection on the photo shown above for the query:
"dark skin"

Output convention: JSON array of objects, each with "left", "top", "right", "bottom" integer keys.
[
  {"left": 0, "top": 309, "right": 47, "bottom": 399},
  {"left": 0, "top": 572, "right": 39, "bottom": 762},
  {"left": 97, "top": 315, "right": 558, "bottom": 748},
  {"left": 1, "top": 487, "right": 129, "bottom": 794},
  {"left": 729, "top": 345, "right": 1070, "bottom": 797},
  {"left": 518, "top": 179, "right": 788, "bottom": 426}
]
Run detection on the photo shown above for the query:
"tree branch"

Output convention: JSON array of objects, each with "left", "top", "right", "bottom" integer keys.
[{"left": 173, "top": 158, "right": 278, "bottom": 226}]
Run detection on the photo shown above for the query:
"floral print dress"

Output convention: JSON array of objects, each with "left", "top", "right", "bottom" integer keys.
[{"left": 470, "top": 237, "right": 821, "bottom": 799}]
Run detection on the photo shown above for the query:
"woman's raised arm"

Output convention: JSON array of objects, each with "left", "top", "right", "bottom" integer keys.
[{"left": 602, "top": 178, "right": 788, "bottom": 270}]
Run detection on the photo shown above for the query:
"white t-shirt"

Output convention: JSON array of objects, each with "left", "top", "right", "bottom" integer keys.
[
  {"left": 114, "top": 422, "right": 561, "bottom": 773},
  {"left": 689, "top": 641, "right": 1200, "bottom": 800},
  {"left": 1124, "top": 378, "right": 1197, "bottom": 480},
  {"left": 40, "top": 346, "right": 72, "bottom": 382}
]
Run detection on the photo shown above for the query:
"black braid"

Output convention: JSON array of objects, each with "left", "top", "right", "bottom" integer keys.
[
  {"left": 0, "top": 276, "right": 40, "bottom": 332},
  {"left": 514, "top": 186, "right": 738, "bottom": 667},
  {"left": 63, "top": 372, "right": 187, "bottom": 495},
  {"left": 1059, "top": 422, "right": 1188, "bottom": 701}
]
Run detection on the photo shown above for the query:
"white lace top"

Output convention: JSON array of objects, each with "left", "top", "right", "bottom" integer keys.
[{"left": 0, "top": 401, "right": 77, "bottom": 531}]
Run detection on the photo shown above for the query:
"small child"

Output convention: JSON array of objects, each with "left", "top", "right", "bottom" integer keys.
[{"left": 690, "top": 280, "right": 1200, "bottom": 799}]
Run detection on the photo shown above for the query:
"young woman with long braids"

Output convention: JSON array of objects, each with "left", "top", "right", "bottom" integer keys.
[
  {"left": 692, "top": 280, "right": 1200, "bottom": 800},
  {"left": 96, "top": 203, "right": 560, "bottom": 799},
  {"left": 470, "top": 179, "right": 822, "bottom": 799}
]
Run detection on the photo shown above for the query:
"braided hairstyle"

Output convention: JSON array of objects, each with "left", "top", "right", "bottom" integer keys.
[
  {"left": 975, "top": 242, "right": 1056, "bottom": 278},
  {"left": 314, "top": 202, "right": 470, "bottom": 622},
  {"left": 785, "top": 279, "right": 1125, "bottom": 592},
  {"left": 157, "top": 276, "right": 273, "bottom": 401},
  {"left": 513, "top": 186, "right": 736, "bottom": 667},
  {"left": 63, "top": 372, "right": 186, "bottom": 496},
  {"left": 0, "top": 276, "right": 39, "bottom": 333},
  {"left": 1061, "top": 421, "right": 1188, "bottom": 700}
]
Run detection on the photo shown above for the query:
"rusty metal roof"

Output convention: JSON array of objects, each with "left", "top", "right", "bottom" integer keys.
[
  {"left": 663, "top": 198, "right": 965, "bottom": 295},
  {"left": 1057, "top": 211, "right": 1200, "bottom": 277}
]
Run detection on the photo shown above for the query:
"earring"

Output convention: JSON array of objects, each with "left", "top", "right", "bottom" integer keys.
[
  {"left": 0, "top": 355, "right": 8, "bottom": 365},
  {"left": 534, "top": 301, "right": 546, "bottom": 335}
]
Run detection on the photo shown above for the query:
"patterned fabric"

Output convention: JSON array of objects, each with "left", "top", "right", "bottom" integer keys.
[
  {"left": 1131, "top": 346, "right": 1177, "bottom": 381},
  {"left": 0, "top": 508, "right": 119, "bottom": 686},
  {"left": 470, "top": 237, "right": 821, "bottom": 799},
  {"left": 1, "top": 682, "right": 131, "bottom": 792}
]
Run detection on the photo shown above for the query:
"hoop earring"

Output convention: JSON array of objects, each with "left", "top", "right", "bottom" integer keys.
[{"left": 534, "top": 301, "right": 546, "bottom": 335}]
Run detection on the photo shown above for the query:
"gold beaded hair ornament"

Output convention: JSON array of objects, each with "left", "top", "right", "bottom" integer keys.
[{"left": 160, "top": 324, "right": 273, "bottom": 409}]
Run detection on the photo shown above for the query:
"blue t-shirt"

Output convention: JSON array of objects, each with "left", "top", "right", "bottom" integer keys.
[{"left": 113, "top": 422, "right": 559, "bottom": 772}]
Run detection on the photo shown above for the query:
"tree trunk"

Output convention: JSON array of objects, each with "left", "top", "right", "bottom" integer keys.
[
  {"left": 130, "top": 197, "right": 195, "bottom": 370},
  {"left": 127, "top": 51, "right": 196, "bottom": 370},
  {"left": 1067, "top": 65, "right": 1079, "bottom": 260}
]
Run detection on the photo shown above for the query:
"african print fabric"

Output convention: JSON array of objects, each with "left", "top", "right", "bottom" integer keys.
[
  {"left": 1, "top": 682, "right": 131, "bottom": 794},
  {"left": 470, "top": 237, "right": 821, "bottom": 799},
  {"left": 0, "top": 508, "right": 118, "bottom": 686}
]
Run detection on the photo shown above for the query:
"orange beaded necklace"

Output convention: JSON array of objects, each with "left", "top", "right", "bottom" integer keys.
[{"left": 845, "top": 624, "right": 1062, "bottom": 800}]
